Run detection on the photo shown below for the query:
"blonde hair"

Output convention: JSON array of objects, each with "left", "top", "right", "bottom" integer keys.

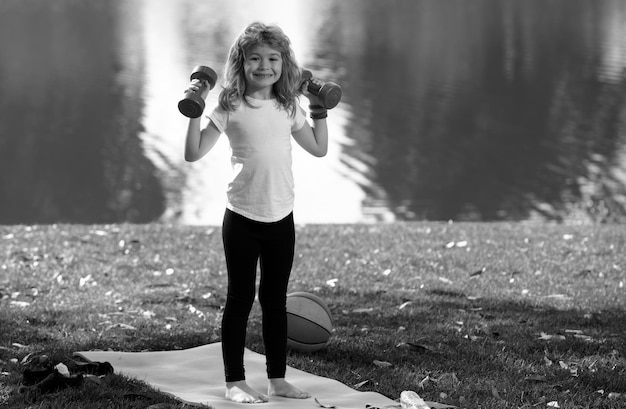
[{"left": 219, "top": 22, "right": 301, "bottom": 116}]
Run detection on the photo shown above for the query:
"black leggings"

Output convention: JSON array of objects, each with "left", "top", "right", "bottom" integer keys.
[{"left": 221, "top": 209, "right": 295, "bottom": 382}]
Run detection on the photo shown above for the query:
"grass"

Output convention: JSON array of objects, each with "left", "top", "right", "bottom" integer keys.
[{"left": 0, "top": 222, "right": 625, "bottom": 408}]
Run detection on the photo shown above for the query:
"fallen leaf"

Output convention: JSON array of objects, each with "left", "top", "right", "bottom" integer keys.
[
  {"left": 79, "top": 275, "right": 92, "bottom": 287},
  {"left": 469, "top": 268, "right": 485, "bottom": 277},
  {"left": 398, "top": 301, "right": 412, "bottom": 309},
  {"left": 314, "top": 397, "right": 337, "bottom": 408},
  {"left": 546, "top": 294, "right": 571, "bottom": 300},
  {"left": 564, "top": 329, "right": 582, "bottom": 334},
  {"left": 353, "top": 380, "right": 369, "bottom": 389},
  {"left": 105, "top": 323, "right": 137, "bottom": 331},
  {"left": 438, "top": 276, "right": 453, "bottom": 284},
  {"left": 20, "top": 352, "right": 34, "bottom": 364},
  {"left": 398, "top": 342, "right": 434, "bottom": 354},
  {"left": 464, "top": 334, "right": 482, "bottom": 341},
  {"left": 547, "top": 401, "right": 560, "bottom": 408},
  {"left": 373, "top": 360, "right": 392, "bottom": 368},
  {"left": 537, "top": 332, "right": 566, "bottom": 341},
  {"left": 418, "top": 375, "right": 437, "bottom": 389},
  {"left": 444, "top": 240, "right": 469, "bottom": 249}
]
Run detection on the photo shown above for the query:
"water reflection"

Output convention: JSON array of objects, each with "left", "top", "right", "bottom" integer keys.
[
  {"left": 1, "top": 0, "right": 625, "bottom": 225},
  {"left": 0, "top": 1, "right": 165, "bottom": 224},
  {"left": 336, "top": 0, "right": 626, "bottom": 222}
]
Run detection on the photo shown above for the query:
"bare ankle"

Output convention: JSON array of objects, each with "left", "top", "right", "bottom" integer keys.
[
  {"left": 225, "top": 380, "right": 268, "bottom": 403},
  {"left": 268, "top": 378, "right": 310, "bottom": 399}
]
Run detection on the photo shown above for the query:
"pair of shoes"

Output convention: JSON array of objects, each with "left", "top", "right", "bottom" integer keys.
[{"left": 20, "top": 369, "right": 84, "bottom": 395}]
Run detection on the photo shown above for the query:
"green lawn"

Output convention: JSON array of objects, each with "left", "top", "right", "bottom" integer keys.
[{"left": 0, "top": 222, "right": 625, "bottom": 408}]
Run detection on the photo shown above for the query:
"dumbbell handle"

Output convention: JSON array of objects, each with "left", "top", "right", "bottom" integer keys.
[{"left": 301, "top": 69, "right": 342, "bottom": 109}]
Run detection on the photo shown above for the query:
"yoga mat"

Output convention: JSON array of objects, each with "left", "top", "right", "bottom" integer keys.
[{"left": 75, "top": 343, "right": 403, "bottom": 409}]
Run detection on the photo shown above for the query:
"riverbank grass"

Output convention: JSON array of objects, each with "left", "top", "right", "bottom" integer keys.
[{"left": 1, "top": 222, "right": 625, "bottom": 408}]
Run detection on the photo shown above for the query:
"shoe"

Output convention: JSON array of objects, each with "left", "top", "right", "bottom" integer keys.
[
  {"left": 20, "top": 370, "right": 84, "bottom": 395},
  {"left": 22, "top": 367, "right": 55, "bottom": 386}
]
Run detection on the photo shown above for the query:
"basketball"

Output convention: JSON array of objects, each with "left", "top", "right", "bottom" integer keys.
[{"left": 286, "top": 292, "right": 333, "bottom": 352}]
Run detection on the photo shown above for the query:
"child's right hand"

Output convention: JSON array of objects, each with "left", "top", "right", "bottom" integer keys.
[{"left": 187, "top": 79, "right": 210, "bottom": 100}]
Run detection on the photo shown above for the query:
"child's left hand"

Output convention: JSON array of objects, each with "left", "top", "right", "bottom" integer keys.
[{"left": 301, "top": 78, "right": 322, "bottom": 106}]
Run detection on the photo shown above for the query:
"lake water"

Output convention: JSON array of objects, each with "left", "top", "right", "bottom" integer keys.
[{"left": 1, "top": 0, "right": 626, "bottom": 225}]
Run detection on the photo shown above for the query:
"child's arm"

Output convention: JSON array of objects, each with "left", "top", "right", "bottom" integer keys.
[
  {"left": 292, "top": 79, "right": 329, "bottom": 157},
  {"left": 183, "top": 79, "right": 221, "bottom": 162},
  {"left": 185, "top": 117, "right": 221, "bottom": 162}
]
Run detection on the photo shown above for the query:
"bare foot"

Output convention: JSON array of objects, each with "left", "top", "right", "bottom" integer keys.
[
  {"left": 225, "top": 380, "right": 268, "bottom": 404},
  {"left": 268, "top": 378, "right": 310, "bottom": 399}
]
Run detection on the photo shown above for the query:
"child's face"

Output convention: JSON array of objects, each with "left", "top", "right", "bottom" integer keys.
[{"left": 243, "top": 45, "right": 283, "bottom": 94}]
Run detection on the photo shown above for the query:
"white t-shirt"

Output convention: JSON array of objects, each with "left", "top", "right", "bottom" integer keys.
[{"left": 208, "top": 97, "right": 306, "bottom": 222}]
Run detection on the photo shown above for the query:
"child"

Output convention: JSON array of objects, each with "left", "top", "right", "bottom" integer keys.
[{"left": 184, "top": 22, "right": 329, "bottom": 403}]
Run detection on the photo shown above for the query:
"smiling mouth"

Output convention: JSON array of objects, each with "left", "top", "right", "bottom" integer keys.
[{"left": 254, "top": 73, "right": 273, "bottom": 78}]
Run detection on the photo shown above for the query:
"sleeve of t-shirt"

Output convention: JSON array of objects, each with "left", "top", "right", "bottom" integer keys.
[
  {"left": 207, "top": 105, "right": 228, "bottom": 133},
  {"left": 291, "top": 105, "right": 307, "bottom": 132}
]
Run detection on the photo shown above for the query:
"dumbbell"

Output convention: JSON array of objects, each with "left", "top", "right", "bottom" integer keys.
[
  {"left": 301, "top": 69, "right": 343, "bottom": 109},
  {"left": 178, "top": 65, "right": 218, "bottom": 118}
]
